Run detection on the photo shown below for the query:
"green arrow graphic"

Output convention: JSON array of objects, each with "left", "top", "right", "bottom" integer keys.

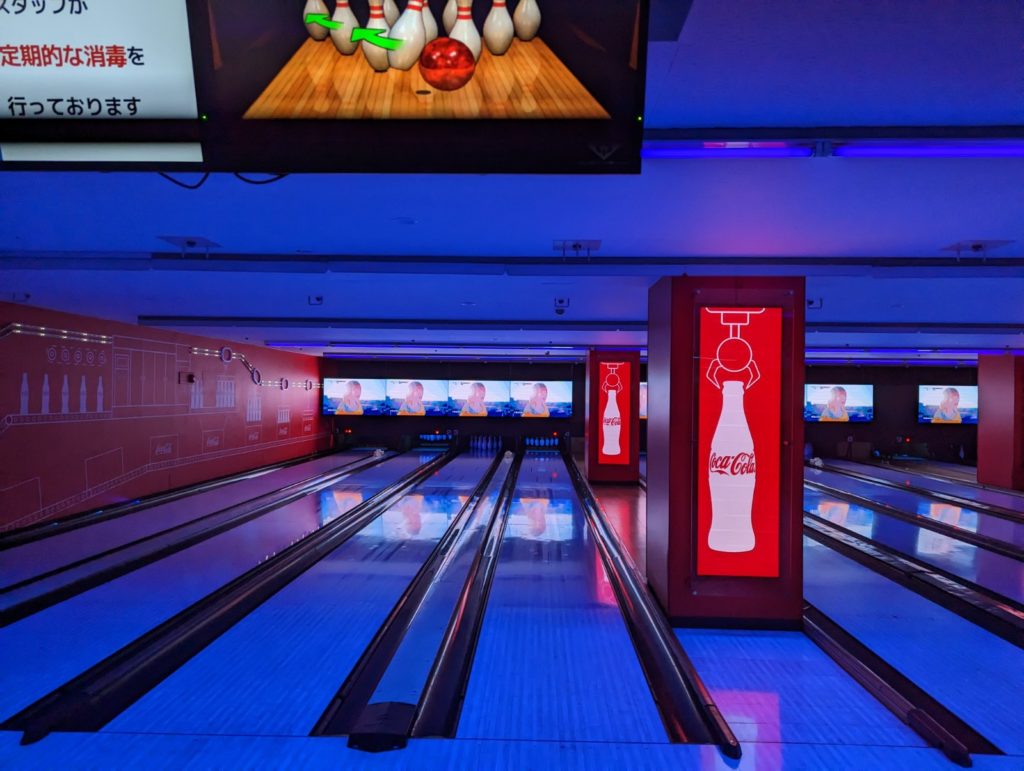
[
  {"left": 305, "top": 12, "right": 342, "bottom": 30},
  {"left": 351, "top": 27, "right": 404, "bottom": 50}
]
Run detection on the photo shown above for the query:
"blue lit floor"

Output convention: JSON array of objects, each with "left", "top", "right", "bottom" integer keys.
[{"left": 3, "top": 458, "right": 1023, "bottom": 769}]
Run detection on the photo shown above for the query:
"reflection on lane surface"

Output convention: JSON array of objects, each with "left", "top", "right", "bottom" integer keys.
[
  {"left": 0, "top": 452, "right": 434, "bottom": 721},
  {"left": 457, "top": 452, "right": 665, "bottom": 743},
  {"left": 805, "top": 488, "right": 1024, "bottom": 604},
  {"left": 807, "top": 466, "right": 1024, "bottom": 549},
  {"left": 102, "top": 453, "right": 491, "bottom": 737}
]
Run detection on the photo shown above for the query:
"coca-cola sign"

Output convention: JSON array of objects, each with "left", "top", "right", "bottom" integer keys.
[
  {"left": 597, "top": 361, "right": 629, "bottom": 465},
  {"left": 696, "top": 306, "right": 782, "bottom": 578},
  {"left": 709, "top": 452, "right": 756, "bottom": 476}
]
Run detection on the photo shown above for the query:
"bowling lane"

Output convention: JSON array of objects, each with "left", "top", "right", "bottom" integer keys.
[
  {"left": 806, "top": 467, "right": 1024, "bottom": 548},
  {"left": 889, "top": 459, "right": 979, "bottom": 484},
  {"left": 457, "top": 452, "right": 666, "bottom": 743},
  {"left": 804, "top": 488, "right": 1024, "bottom": 604},
  {"left": 104, "top": 452, "right": 496, "bottom": 736},
  {"left": 805, "top": 537, "right": 1024, "bottom": 755},
  {"left": 0, "top": 451, "right": 372, "bottom": 588},
  {"left": 0, "top": 452, "right": 433, "bottom": 721},
  {"left": 677, "top": 628, "right": 924, "bottom": 748},
  {"left": 828, "top": 459, "right": 1024, "bottom": 515}
]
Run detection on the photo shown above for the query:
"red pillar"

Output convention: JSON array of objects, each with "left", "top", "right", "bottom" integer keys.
[
  {"left": 585, "top": 349, "right": 641, "bottom": 483},
  {"left": 977, "top": 354, "right": 1024, "bottom": 491},
  {"left": 646, "top": 276, "right": 805, "bottom": 626}
]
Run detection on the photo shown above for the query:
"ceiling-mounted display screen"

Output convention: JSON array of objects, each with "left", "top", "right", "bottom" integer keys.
[
  {"left": 1, "top": 0, "right": 648, "bottom": 172},
  {"left": 509, "top": 380, "right": 572, "bottom": 418},
  {"left": 0, "top": 0, "right": 198, "bottom": 120},
  {"left": 448, "top": 379, "right": 511, "bottom": 417},
  {"left": 322, "top": 377, "right": 387, "bottom": 415},
  {"left": 803, "top": 384, "right": 874, "bottom": 423},
  {"left": 385, "top": 378, "right": 449, "bottom": 416},
  {"left": 918, "top": 385, "right": 978, "bottom": 425}
]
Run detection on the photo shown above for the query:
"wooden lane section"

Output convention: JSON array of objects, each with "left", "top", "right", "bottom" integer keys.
[{"left": 244, "top": 38, "right": 609, "bottom": 119}]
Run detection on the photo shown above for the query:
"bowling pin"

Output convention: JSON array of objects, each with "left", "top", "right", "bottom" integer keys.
[
  {"left": 304, "top": 0, "right": 332, "bottom": 40},
  {"left": 388, "top": 0, "right": 426, "bottom": 70},
  {"left": 442, "top": 0, "right": 457, "bottom": 33},
  {"left": 483, "top": 0, "right": 514, "bottom": 55},
  {"left": 450, "top": 0, "right": 482, "bottom": 60},
  {"left": 383, "top": 0, "right": 400, "bottom": 25},
  {"left": 422, "top": 0, "right": 439, "bottom": 42},
  {"left": 512, "top": 0, "right": 540, "bottom": 40},
  {"left": 330, "top": 0, "right": 361, "bottom": 54}
]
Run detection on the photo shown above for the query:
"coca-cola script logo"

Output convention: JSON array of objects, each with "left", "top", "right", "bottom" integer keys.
[
  {"left": 603, "top": 417, "right": 621, "bottom": 426},
  {"left": 153, "top": 442, "right": 173, "bottom": 456},
  {"left": 709, "top": 452, "right": 756, "bottom": 476}
]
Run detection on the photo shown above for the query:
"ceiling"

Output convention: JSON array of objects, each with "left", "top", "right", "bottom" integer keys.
[{"left": 1, "top": 0, "right": 1022, "bottom": 361}]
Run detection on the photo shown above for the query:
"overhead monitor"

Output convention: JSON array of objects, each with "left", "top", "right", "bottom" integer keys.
[
  {"left": 918, "top": 385, "right": 978, "bottom": 425},
  {"left": 509, "top": 380, "right": 573, "bottom": 418},
  {"left": 1, "top": 0, "right": 649, "bottom": 172},
  {"left": 448, "top": 379, "right": 511, "bottom": 417},
  {"left": 386, "top": 378, "right": 449, "bottom": 416},
  {"left": 803, "top": 384, "right": 874, "bottom": 423},
  {"left": 322, "top": 377, "right": 387, "bottom": 415}
]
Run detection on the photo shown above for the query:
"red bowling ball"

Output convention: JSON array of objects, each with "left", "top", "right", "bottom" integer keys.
[{"left": 418, "top": 37, "right": 477, "bottom": 92}]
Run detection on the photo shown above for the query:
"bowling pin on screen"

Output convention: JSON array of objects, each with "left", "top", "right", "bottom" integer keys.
[
  {"left": 509, "top": 380, "right": 572, "bottom": 418},
  {"left": 322, "top": 377, "right": 387, "bottom": 415}
]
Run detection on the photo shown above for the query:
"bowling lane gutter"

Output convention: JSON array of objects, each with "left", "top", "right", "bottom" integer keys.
[
  {"left": 815, "top": 462, "right": 1024, "bottom": 526},
  {"left": 406, "top": 449, "right": 524, "bottom": 740},
  {"left": 803, "top": 515, "right": 1024, "bottom": 649},
  {"left": 311, "top": 448, "right": 515, "bottom": 747},
  {"left": 0, "top": 452, "right": 396, "bottom": 627},
  {"left": 0, "top": 448, "right": 458, "bottom": 745},
  {"left": 804, "top": 479, "right": 1024, "bottom": 562},
  {"left": 0, "top": 448, "right": 340, "bottom": 549},
  {"left": 561, "top": 449, "right": 741, "bottom": 757},
  {"left": 801, "top": 601, "right": 1002, "bottom": 766}
]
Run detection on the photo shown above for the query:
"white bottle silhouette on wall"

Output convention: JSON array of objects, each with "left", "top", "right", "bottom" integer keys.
[
  {"left": 41, "top": 374, "right": 50, "bottom": 415},
  {"left": 20, "top": 373, "right": 29, "bottom": 414},
  {"left": 61, "top": 374, "right": 70, "bottom": 414},
  {"left": 601, "top": 363, "right": 623, "bottom": 456},
  {"left": 708, "top": 381, "right": 757, "bottom": 552},
  {"left": 705, "top": 308, "right": 765, "bottom": 553},
  {"left": 80, "top": 376, "right": 87, "bottom": 413},
  {"left": 97, "top": 376, "right": 104, "bottom": 412}
]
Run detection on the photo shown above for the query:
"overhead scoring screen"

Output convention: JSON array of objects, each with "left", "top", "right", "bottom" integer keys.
[{"left": 0, "top": 0, "right": 648, "bottom": 171}]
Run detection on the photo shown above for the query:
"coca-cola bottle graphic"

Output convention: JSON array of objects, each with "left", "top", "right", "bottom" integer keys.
[
  {"left": 709, "top": 381, "right": 756, "bottom": 551},
  {"left": 601, "top": 363, "right": 623, "bottom": 456},
  {"left": 705, "top": 308, "right": 765, "bottom": 553}
]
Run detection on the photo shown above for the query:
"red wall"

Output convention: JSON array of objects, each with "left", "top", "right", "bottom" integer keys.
[{"left": 0, "top": 302, "right": 330, "bottom": 532}]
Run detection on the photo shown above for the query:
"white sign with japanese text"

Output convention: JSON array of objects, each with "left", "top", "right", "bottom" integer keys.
[{"left": 1, "top": 0, "right": 197, "bottom": 118}]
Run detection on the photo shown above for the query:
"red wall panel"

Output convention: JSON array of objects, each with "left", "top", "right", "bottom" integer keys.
[
  {"left": 585, "top": 349, "right": 641, "bottom": 483},
  {"left": 0, "top": 303, "right": 330, "bottom": 531},
  {"left": 977, "top": 354, "right": 1024, "bottom": 491}
]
